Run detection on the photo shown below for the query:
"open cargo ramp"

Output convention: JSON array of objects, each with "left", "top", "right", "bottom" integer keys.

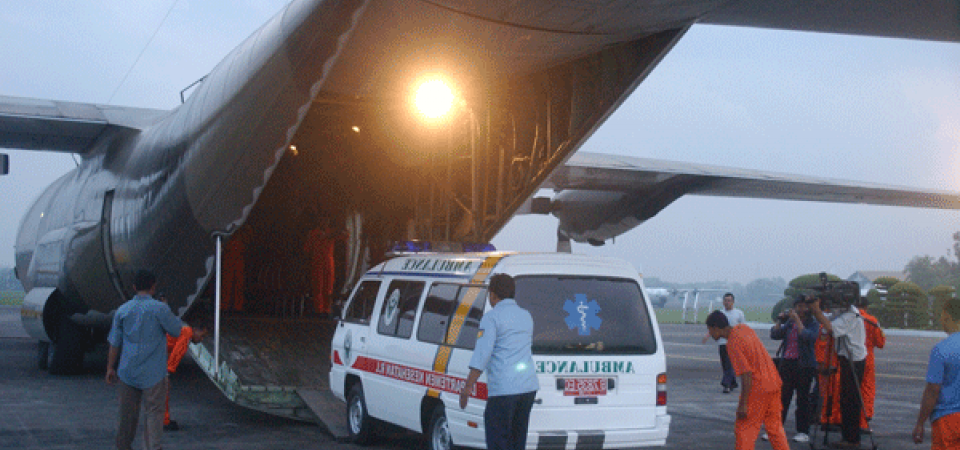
[{"left": 189, "top": 316, "right": 350, "bottom": 438}]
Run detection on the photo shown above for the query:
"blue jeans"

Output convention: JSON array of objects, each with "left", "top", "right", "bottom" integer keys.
[{"left": 485, "top": 391, "right": 537, "bottom": 450}]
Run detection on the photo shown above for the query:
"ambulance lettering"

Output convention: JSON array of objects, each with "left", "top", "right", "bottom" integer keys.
[
  {"left": 535, "top": 360, "right": 636, "bottom": 374},
  {"left": 400, "top": 258, "right": 475, "bottom": 273}
]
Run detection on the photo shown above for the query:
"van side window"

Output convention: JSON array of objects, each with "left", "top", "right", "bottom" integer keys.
[
  {"left": 418, "top": 284, "right": 458, "bottom": 344},
  {"left": 343, "top": 280, "right": 380, "bottom": 324},
  {"left": 417, "top": 283, "right": 487, "bottom": 349},
  {"left": 377, "top": 280, "right": 425, "bottom": 339},
  {"left": 454, "top": 288, "right": 486, "bottom": 349}
]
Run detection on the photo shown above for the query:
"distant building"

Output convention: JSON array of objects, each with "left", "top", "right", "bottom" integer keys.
[{"left": 847, "top": 270, "right": 906, "bottom": 296}]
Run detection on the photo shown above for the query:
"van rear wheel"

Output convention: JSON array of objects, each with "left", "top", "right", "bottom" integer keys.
[
  {"left": 426, "top": 406, "right": 453, "bottom": 450},
  {"left": 346, "top": 384, "right": 377, "bottom": 444}
]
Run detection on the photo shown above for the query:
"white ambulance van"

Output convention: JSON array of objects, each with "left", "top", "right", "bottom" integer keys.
[{"left": 329, "top": 251, "right": 670, "bottom": 450}]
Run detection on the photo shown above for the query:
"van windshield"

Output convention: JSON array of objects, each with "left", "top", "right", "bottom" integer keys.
[{"left": 515, "top": 276, "right": 657, "bottom": 355}]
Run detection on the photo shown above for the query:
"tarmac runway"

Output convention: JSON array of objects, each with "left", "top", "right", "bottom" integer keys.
[{"left": 0, "top": 306, "right": 935, "bottom": 450}]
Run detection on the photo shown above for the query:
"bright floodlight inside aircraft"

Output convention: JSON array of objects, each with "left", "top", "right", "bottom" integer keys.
[{"left": 414, "top": 79, "right": 455, "bottom": 120}]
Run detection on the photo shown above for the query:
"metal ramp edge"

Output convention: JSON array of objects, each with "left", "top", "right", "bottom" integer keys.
[
  {"left": 296, "top": 388, "right": 350, "bottom": 440},
  {"left": 189, "top": 342, "right": 318, "bottom": 422}
]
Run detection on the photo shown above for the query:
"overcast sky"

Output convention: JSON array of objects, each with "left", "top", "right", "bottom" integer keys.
[{"left": 1, "top": 2, "right": 959, "bottom": 285}]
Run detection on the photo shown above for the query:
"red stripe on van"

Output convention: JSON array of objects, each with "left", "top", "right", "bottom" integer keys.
[{"left": 352, "top": 356, "right": 488, "bottom": 400}]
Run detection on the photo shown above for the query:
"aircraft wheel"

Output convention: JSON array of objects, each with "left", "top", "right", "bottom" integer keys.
[
  {"left": 37, "top": 341, "right": 50, "bottom": 370},
  {"left": 426, "top": 406, "right": 454, "bottom": 450},
  {"left": 47, "top": 316, "right": 84, "bottom": 375},
  {"left": 346, "top": 383, "right": 378, "bottom": 445}
]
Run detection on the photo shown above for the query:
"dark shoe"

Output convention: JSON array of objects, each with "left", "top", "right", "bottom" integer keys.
[
  {"left": 164, "top": 420, "right": 179, "bottom": 432},
  {"left": 860, "top": 428, "right": 872, "bottom": 435},
  {"left": 821, "top": 423, "right": 841, "bottom": 432}
]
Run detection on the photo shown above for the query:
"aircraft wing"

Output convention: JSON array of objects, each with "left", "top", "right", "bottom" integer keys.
[
  {"left": 536, "top": 151, "right": 960, "bottom": 243},
  {"left": 0, "top": 95, "right": 168, "bottom": 154},
  {"left": 702, "top": 0, "right": 960, "bottom": 43}
]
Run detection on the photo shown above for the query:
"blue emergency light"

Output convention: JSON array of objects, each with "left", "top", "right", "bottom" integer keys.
[{"left": 388, "top": 241, "right": 496, "bottom": 255}]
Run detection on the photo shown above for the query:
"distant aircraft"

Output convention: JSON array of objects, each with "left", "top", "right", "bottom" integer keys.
[
  {"left": 2, "top": 0, "right": 959, "bottom": 428},
  {"left": 646, "top": 288, "right": 676, "bottom": 308},
  {"left": 645, "top": 287, "right": 727, "bottom": 309}
]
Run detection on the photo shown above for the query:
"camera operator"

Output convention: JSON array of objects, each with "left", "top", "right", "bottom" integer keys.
[
  {"left": 810, "top": 294, "right": 867, "bottom": 449},
  {"left": 768, "top": 295, "right": 820, "bottom": 443}
]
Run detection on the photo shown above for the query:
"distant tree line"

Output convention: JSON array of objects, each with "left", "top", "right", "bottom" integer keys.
[{"left": 767, "top": 232, "right": 960, "bottom": 330}]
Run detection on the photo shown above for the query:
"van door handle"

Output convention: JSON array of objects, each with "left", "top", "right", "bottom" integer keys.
[{"left": 534, "top": 398, "right": 542, "bottom": 405}]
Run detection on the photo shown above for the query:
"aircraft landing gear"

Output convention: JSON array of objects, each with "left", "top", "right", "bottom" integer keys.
[
  {"left": 37, "top": 341, "right": 50, "bottom": 370},
  {"left": 47, "top": 314, "right": 85, "bottom": 375}
]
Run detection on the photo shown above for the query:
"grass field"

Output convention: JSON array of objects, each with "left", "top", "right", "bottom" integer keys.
[
  {"left": 0, "top": 291, "right": 25, "bottom": 306},
  {"left": 654, "top": 305, "right": 773, "bottom": 324}
]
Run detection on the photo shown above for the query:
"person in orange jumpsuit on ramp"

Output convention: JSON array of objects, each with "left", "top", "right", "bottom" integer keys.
[
  {"left": 164, "top": 323, "right": 209, "bottom": 431},
  {"left": 221, "top": 229, "right": 248, "bottom": 312},
  {"left": 706, "top": 310, "right": 789, "bottom": 450},
  {"left": 304, "top": 222, "right": 344, "bottom": 315}
]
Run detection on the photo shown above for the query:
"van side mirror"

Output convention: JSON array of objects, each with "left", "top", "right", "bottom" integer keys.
[{"left": 331, "top": 296, "right": 344, "bottom": 320}]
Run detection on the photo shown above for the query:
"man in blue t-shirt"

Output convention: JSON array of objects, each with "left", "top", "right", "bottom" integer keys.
[
  {"left": 106, "top": 270, "right": 183, "bottom": 450},
  {"left": 914, "top": 296, "right": 960, "bottom": 449},
  {"left": 459, "top": 274, "right": 540, "bottom": 450}
]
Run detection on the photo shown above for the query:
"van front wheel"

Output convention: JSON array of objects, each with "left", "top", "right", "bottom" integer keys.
[
  {"left": 426, "top": 406, "right": 453, "bottom": 450},
  {"left": 346, "top": 384, "right": 377, "bottom": 445}
]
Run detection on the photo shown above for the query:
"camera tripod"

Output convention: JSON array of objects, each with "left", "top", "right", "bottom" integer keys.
[{"left": 810, "top": 332, "right": 878, "bottom": 450}]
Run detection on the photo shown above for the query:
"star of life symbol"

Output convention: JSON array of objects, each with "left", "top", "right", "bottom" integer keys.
[
  {"left": 563, "top": 294, "right": 602, "bottom": 336},
  {"left": 383, "top": 289, "right": 400, "bottom": 325},
  {"left": 343, "top": 330, "right": 353, "bottom": 364}
]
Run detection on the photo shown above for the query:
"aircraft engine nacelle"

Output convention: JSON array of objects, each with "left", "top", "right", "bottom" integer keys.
[
  {"left": 20, "top": 287, "right": 57, "bottom": 343},
  {"left": 532, "top": 180, "right": 692, "bottom": 244}
]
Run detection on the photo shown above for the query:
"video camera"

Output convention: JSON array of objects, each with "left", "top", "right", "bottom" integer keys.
[{"left": 808, "top": 272, "right": 860, "bottom": 310}]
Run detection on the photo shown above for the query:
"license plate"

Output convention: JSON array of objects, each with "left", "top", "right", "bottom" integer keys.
[{"left": 563, "top": 378, "right": 606, "bottom": 396}]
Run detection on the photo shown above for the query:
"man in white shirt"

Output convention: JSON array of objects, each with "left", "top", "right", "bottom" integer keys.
[
  {"left": 702, "top": 293, "right": 747, "bottom": 393},
  {"left": 811, "top": 299, "right": 866, "bottom": 449}
]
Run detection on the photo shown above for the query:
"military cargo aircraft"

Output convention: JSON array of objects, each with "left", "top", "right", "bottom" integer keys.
[{"left": 2, "top": 0, "right": 959, "bottom": 426}]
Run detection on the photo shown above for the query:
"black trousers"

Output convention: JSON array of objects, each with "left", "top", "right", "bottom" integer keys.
[
  {"left": 838, "top": 357, "right": 866, "bottom": 444},
  {"left": 485, "top": 391, "right": 537, "bottom": 450},
  {"left": 719, "top": 345, "right": 738, "bottom": 388},
  {"left": 778, "top": 359, "right": 816, "bottom": 434}
]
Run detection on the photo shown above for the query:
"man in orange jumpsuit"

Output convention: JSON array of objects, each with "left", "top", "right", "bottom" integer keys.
[
  {"left": 221, "top": 229, "right": 248, "bottom": 312},
  {"left": 816, "top": 324, "right": 843, "bottom": 427},
  {"left": 164, "top": 323, "right": 209, "bottom": 431},
  {"left": 816, "top": 299, "right": 884, "bottom": 432},
  {"left": 858, "top": 299, "right": 885, "bottom": 431},
  {"left": 304, "top": 224, "right": 340, "bottom": 315},
  {"left": 706, "top": 310, "right": 789, "bottom": 450}
]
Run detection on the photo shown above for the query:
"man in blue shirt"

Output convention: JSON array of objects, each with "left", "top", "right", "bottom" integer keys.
[
  {"left": 460, "top": 274, "right": 539, "bottom": 450},
  {"left": 914, "top": 296, "right": 960, "bottom": 449},
  {"left": 106, "top": 270, "right": 183, "bottom": 450}
]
